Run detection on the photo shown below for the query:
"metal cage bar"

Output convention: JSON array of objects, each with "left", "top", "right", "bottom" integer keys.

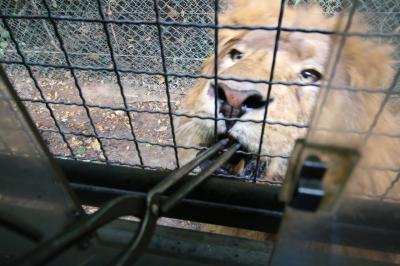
[
  {"left": 254, "top": 0, "right": 287, "bottom": 182},
  {"left": 308, "top": 0, "right": 360, "bottom": 137},
  {"left": 18, "top": 97, "right": 309, "bottom": 128},
  {"left": 213, "top": 0, "right": 219, "bottom": 143},
  {"left": 3, "top": 59, "right": 399, "bottom": 93},
  {"left": 361, "top": 69, "right": 400, "bottom": 146},
  {"left": 35, "top": 127, "right": 291, "bottom": 159},
  {"left": 2, "top": 60, "right": 397, "bottom": 93},
  {"left": 95, "top": 0, "right": 145, "bottom": 167},
  {"left": 40, "top": 0, "right": 110, "bottom": 162},
  {"left": 152, "top": 0, "right": 180, "bottom": 168},
  {"left": 0, "top": 13, "right": 399, "bottom": 38}
]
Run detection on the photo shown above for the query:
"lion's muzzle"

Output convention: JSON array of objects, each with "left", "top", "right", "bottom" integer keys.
[{"left": 212, "top": 82, "right": 262, "bottom": 112}]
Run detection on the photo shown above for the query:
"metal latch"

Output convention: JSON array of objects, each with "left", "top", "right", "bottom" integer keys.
[
  {"left": 289, "top": 156, "right": 327, "bottom": 211},
  {"left": 280, "top": 140, "right": 359, "bottom": 212}
]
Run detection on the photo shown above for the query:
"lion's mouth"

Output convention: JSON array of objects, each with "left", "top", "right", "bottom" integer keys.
[{"left": 199, "top": 134, "right": 266, "bottom": 180}]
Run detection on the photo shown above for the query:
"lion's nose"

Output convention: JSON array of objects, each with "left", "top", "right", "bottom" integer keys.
[{"left": 214, "top": 82, "right": 265, "bottom": 118}]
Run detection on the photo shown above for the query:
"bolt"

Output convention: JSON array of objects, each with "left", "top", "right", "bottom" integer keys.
[{"left": 151, "top": 204, "right": 159, "bottom": 215}]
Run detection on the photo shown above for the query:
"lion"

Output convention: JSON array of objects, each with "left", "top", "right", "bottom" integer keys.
[
  {"left": 173, "top": 0, "right": 399, "bottom": 242},
  {"left": 175, "top": 0, "right": 397, "bottom": 185}
]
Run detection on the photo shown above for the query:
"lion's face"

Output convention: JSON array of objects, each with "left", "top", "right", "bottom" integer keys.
[
  {"left": 176, "top": 1, "right": 395, "bottom": 181},
  {"left": 192, "top": 31, "right": 330, "bottom": 178}
]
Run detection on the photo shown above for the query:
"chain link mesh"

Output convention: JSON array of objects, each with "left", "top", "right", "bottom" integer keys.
[
  {"left": 1, "top": 1, "right": 398, "bottom": 74},
  {"left": 1, "top": 1, "right": 398, "bottom": 75}
]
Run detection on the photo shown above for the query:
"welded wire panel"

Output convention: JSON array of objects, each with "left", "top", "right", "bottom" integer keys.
[{"left": 0, "top": 0, "right": 399, "bottom": 184}]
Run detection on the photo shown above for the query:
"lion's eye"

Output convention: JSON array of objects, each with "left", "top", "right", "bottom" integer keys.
[
  {"left": 229, "top": 49, "right": 243, "bottom": 61},
  {"left": 300, "top": 69, "right": 322, "bottom": 83}
]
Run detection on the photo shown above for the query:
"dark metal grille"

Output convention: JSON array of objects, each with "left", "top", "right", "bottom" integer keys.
[{"left": 0, "top": 0, "right": 399, "bottom": 184}]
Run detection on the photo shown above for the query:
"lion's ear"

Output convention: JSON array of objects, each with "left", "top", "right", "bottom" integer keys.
[{"left": 217, "top": 0, "right": 267, "bottom": 50}]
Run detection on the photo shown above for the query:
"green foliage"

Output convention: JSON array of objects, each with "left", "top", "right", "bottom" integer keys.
[
  {"left": 0, "top": 30, "right": 10, "bottom": 56},
  {"left": 2, "top": 31, "right": 10, "bottom": 39},
  {"left": 75, "top": 147, "right": 86, "bottom": 156}
]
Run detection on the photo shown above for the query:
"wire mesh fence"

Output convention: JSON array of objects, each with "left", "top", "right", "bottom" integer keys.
[
  {"left": 0, "top": 0, "right": 215, "bottom": 75},
  {"left": 0, "top": 0, "right": 399, "bottom": 184}
]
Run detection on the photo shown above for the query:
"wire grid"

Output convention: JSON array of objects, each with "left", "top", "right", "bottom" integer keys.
[{"left": 0, "top": 0, "right": 399, "bottom": 183}]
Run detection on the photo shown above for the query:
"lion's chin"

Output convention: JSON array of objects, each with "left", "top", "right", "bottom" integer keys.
[{"left": 199, "top": 134, "right": 266, "bottom": 180}]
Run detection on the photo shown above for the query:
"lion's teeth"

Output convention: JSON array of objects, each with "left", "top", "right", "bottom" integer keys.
[{"left": 232, "top": 159, "right": 245, "bottom": 175}]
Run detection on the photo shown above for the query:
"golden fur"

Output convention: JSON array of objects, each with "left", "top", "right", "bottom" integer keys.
[
  {"left": 176, "top": 0, "right": 398, "bottom": 184},
  {"left": 172, "top": 2, "right": 400, "bottom": 250}
]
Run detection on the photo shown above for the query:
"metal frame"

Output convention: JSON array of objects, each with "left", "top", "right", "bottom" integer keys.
[
  {"left": 1, "top": 63, "right": 280, "bottom": 265},
  {"left": 60, "top": 157, "right": 284, "bottom": 231},
  {"left": 1, "top": 1, "right": 400, "bottom": 263}
]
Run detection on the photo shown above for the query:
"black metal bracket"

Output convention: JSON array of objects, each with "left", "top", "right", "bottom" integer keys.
[{"left": 289, "top": 156, "right": 327, "bottom": 211}]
